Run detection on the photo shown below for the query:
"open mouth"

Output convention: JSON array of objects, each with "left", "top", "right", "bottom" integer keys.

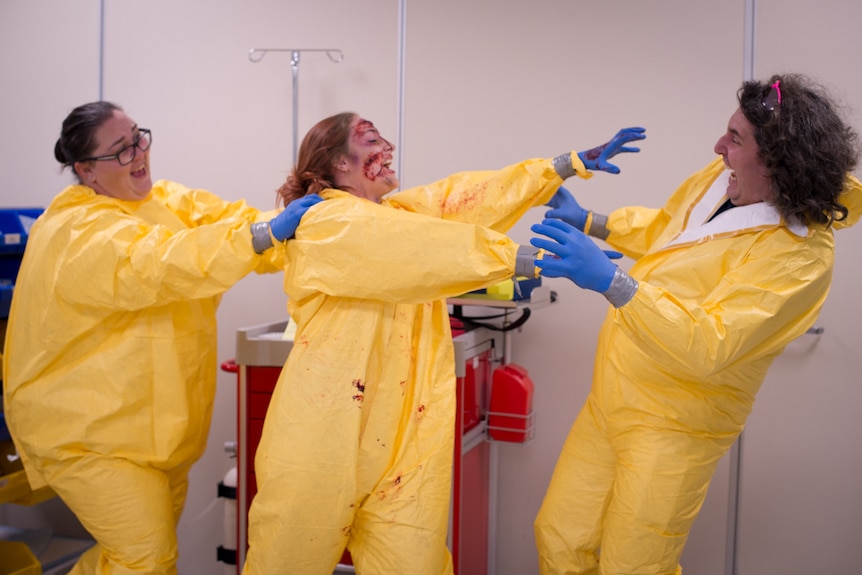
[{"left": 378, "top": 156, "right": 396, "bottom": 177}]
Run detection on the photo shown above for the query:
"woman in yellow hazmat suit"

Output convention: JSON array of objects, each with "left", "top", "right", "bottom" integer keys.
[
  {"left": 242, "top": 112, "right": 645, "bottom": 575},
  {"left": 531, "top": 74, "right": 862, "bottom": 575},
  {"left": 2, "top": 101, "right": 320, "bottom": 575}
]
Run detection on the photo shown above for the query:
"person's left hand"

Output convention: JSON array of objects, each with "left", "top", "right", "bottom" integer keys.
[
  {"left": 578, "top": 127, "right": 646, "bottom": 174},
  {"left": 270, "top": 194, "right": 324, "bottom": 241},
  {"left": 545, "top": 186, "right": 588, "bottom": 230},
  {"left": 530, "top": 218, "right": 620, "bottom": 293}
]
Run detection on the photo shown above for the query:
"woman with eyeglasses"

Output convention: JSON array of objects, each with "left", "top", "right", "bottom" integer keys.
[
  {"left": 531, "top": 74, "right": 862, "bottom": 574},
  {"left": 2, "top": 101, "right": 320, "bottom": 575}
]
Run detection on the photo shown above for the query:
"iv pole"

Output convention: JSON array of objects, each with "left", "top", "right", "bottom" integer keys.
[{"left": 248, "top": 48, "right": 344, "bottom": 164}]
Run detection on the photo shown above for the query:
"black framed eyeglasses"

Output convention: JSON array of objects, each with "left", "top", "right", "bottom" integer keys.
[
  {"left": 761, "top": 81, "right": 782, "bottom": 112},
  {"left": 77, "top": 129, "right": 152, "bottom": 166}
]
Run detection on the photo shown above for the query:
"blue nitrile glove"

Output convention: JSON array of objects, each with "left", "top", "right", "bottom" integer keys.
[
  {"left": 577, "top": 127, "right": 646, "bottom": 174},
  {"left": 530, "top": 218, "right": 619, "bottom": 293},
  {"left": 270, "top": 194, "right": 324, "bottom": 241},
  {"left": 545, "top": 186, "right": 588, "bottom": 231}
]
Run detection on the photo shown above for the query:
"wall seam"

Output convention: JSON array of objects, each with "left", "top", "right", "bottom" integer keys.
[
  {"left": 726, "top": 8, "right": 756, "bottom": 575},
  {"left": 396, "top": 0, "right": 407, "bottom": 188},
  {"left": 99, "top": 0, "right": 105, "bottom": 100}
]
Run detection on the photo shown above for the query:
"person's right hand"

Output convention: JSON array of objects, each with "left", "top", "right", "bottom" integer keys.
[
  {"left": 530, "top": 218, "right": 619, "bottom": 293},
  {"left": 544, "top": 186, "right": 588, "bottom": 231},
  {"left": 270, "top": 194, "right": 324, "bottom": 241}
]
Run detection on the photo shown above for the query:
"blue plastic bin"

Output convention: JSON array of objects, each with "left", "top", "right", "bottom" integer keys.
[{"left": 0, "top": 208, "right": 43, "bottom": 319}]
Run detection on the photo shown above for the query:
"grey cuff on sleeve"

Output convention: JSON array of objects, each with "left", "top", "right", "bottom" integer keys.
[
  {"left": 589, "top": 213, "right": 610, "bottom": 240},
  {"left": 515, "top": 245, "right": 540, "bottom": 278},
  {"left": 552, "top": 153, "right": 577, "bottom": 180},
  {"left": 603, "top": 267, "right": 638, "bottom": 308},
  {"left": 251, "top": 221, "right": 274, "bottom": 254}
]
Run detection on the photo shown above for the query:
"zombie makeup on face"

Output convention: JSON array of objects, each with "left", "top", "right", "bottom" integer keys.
[
  {"left": 351, "top": 119, "right": 394, "bottom": 182},
  {"left": 364, "top": 153, "right": 386, "bottom": 180}
]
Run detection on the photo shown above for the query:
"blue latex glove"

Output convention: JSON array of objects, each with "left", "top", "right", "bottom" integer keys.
[
  {"left": 530, "top": 218, "right": 620, "bottom": 293},
  {"left": 270, "top": 194, "right": 324, "bottom": 241},
  {"left": 577, "top": 127, "right": 646, "bottom": 174},
  {"left": 545, "top": 186, "right": 588, "bottom": 230}
]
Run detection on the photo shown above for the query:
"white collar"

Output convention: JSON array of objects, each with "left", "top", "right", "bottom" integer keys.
[{"left": 662, "top": 170, "right": 808, "bottom": 249}]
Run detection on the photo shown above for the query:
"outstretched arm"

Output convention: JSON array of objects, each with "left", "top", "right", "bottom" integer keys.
[{"left": 386, "top": 127, "right": 646, "bottom": 232}]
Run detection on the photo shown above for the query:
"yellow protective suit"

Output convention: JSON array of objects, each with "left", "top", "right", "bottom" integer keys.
[
  {"left": 244, "top": 155, "right": 584, "bottom": 575},
  {"left": 3, "top": 180, "right": 281, "bottom": 575},
  {"left": 534, "top": 157, "right": 862, "bottom": 575}
]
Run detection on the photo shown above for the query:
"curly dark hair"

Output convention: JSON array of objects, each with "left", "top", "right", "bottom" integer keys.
[
  {"left": 738, "top": 74, "right": 859, "bottom": 226},
  {"left": 276, "top": 112, "right": 356, "bottom": 208}
]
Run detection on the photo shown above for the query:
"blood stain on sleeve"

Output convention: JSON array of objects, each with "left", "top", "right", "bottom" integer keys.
[
  {"left": 352, "top": 378, "right": 365, "bottom": 403},
  {"left": 441, "top": 182, "right": 488, "bottom": 216}
]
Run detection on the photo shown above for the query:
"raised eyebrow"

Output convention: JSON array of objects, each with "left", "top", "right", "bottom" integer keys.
[{"left": 107, "top": 124, "right": 140, "bottom": 151}]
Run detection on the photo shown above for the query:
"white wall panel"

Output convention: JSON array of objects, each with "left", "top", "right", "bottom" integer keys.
[{"left": 1, "top": 0, "right": 101, "bottom": 209}]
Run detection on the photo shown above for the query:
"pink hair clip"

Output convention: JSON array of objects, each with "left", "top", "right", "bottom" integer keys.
[{"left": 762, "top": 80, "right": 782, "bottom": 111}]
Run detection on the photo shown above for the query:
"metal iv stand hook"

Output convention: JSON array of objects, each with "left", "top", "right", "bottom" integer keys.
[{"left": 248, "top": 48, "right": 345, "bottom": 165}]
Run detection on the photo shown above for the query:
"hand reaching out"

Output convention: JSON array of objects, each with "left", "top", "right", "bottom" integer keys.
[{"left": 578, "top": 127, "right": 646, "bottom": 174}]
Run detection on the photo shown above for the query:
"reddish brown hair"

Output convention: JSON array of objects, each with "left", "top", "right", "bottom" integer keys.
[{"left": 277, "top": 112, "right": 356, "bottom": 207}]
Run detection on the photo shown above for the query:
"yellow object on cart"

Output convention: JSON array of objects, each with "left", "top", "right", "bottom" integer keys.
[{"left": 0, "top": 541, "right": 41, "bottom": 575}]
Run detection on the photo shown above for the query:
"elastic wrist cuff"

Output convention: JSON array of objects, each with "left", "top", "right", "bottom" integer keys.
[
  {"left": 583, "top": 212, "right": 593, "bottom": 235},
  {"left": 251, "top": 221, "right": 274, "bottom": 254},
  {"left": 603, "top": 268, "right": 638, "bottom": 308}
]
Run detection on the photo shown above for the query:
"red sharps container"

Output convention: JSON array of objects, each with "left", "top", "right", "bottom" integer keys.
[{"left": 488, "top": 363, "right": 535, "bottom": 443}]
